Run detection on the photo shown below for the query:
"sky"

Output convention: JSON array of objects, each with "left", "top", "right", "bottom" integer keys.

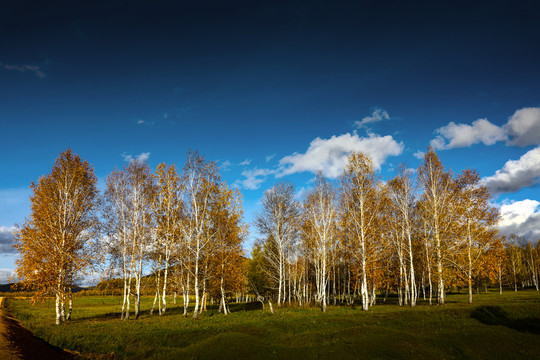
[{"left": 1, "top": 0, "right": 540, "bottom": 283}]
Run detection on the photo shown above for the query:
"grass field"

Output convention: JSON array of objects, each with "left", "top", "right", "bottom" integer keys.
[{"left": 5, "top": 290, "right": 540, "bottom": 359}]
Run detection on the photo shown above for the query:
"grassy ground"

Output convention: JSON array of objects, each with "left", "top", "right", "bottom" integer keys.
[{"left": 5, "top": 290, "right": 540, "bottom": 359}]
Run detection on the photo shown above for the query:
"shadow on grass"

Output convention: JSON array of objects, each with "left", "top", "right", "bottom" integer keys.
[
  {"left": 470, "top": 306, "right": 540, "bottom": 334},
  {"left": 72, "top": 301, "right": 268, "bottom": 322}
]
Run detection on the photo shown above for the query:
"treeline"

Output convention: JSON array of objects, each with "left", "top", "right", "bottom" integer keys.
[
  {"left": 13, "top": 148, "right": 540, "bottom": 324},
  {"left": 249, "top": 149, "right": 540, "bottom": 312}
]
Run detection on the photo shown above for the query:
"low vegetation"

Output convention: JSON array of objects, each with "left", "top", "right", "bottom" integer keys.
[{"left": 5, "top": 290, "right": 540, "bottom": 359}]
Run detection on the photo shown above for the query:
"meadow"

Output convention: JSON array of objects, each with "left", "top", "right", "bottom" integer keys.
[{"left": 4, "top": 290, "right": 540, "bottom": 359}]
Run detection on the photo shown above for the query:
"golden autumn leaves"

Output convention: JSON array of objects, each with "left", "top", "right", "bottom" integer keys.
[
  {"left": 254, "top": 148, "right": 507, "bottom": 311},
  {"left": 14, "top": 149, "right": 99, "bottom": 324},
  {"left": 14, "top": 146, "right": 526, "bottom": 324},
  {"left": 15, "top": 149, "right": 246, "bottom": 323}
]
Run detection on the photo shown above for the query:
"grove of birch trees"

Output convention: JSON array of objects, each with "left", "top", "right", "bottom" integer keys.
[
  {"left": 13, "top": 147, "right": 540, "bottom": 324},
  {"left": 102, "top": 151, "right": 247, "bottom": 320},
  {"left": 254, "top": 147, "right": 539, "bottom": 311}
]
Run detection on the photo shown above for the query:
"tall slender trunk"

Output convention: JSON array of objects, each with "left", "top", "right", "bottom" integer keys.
[
  {"left": 322, "top": 247, "right": 327, "bottom": 312},
  {"left": 512, "top": 259, "right": 518, "bottom": 292},
  {"left": 135, "top": 252, "right": 143, "bottom": 319},
  {"left": 360, "top": 202, "right": 369, "bottom": 311},
  {"left": 406, "top": 226, "right": 416, "bottom": 307},
  {"left": 183, "top": 272, "right": 190, "bottom": 317},
  {"left": 202, "top": 270, "right": 207, "bottom": 312},
  {"left": 193, "top": 236, "right": 201, "bottom": 319},
  {"left": 220, "top": 276, "right": 229, "bottom": 315},
  {"left": 151, "top": 256, "right": 162, "bottom": 315},
  {"left": 55, "top": 292, "right": 62, "bottom": 325},
  {"left": 121, "top": 228, "right": 129, "bottom": 320},
  {"left": 55, "top": 272, "right": 63, "bottom": 325},
  {"left": 467, "top": 220, "right": 473, "bottom": 304},
  {"left": 135, "top": 274, "right": 141, "bottom": 319},
  {"left": 278, "top": 246, "right": 284, "bottom": 306},
  {"left": 435, "top": 225, "right": 445, "bottom": 305},
  {"left": 162, "top": 249, "right": 170, "bottom": 314},
  {"left": 67, "top": 290, "right": 72, "bottom": 320},
  {"left": 61, "top": 291, "right": 66, "bottom": 322},
  {"left": 498, "top": 264, "right": 503, "bottom": 294}
]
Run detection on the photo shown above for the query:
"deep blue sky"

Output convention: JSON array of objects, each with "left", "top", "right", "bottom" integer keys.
[{"left": 1, "top": 0, "right": 540, "bottom": 282}]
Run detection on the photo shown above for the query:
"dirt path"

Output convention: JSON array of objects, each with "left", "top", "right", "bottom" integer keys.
[{"left": 0, "top": 297, "right": 75, "bottom": 360}]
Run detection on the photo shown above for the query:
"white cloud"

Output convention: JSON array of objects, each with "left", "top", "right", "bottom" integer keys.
[
  {"left": 413, "top": 150, "right": 425, "bottom": 159},
  {"left": 239, "top": 159, "right": 252, "bottom": 166},
  {"left": 265, "top": 154, "right": 276, "bottom": 163},
  {"left": 430, "top": 118, "right": 508, "bottom": 150},
  {"left": 122, "top": 152, "right": 151, "bottom": 163},
  {"left": 355, "top": 108, "right": 390, "bottom": 128},
  {"left": 430, "top": 107, "right": 540, "bottom": 150},
  {"left": 220, "top": 160, "right": 232, "bottom": 171},
  {"left": 236, "top": 168, "right": 276, "bottom": 190},
  {"left": 0, "top": 226, "right": 16, "bottom": 254},
  {"left": 483, "top": 146, "right": 540, "bottom": 195},
  {"left": 137, "top": 119, "right": 145, "bottom": 124},
  {"left": 504, "top": 107, "right": 540, "bottom": 147},
  {"left": 1, "top": 62, "right": 47, "bottom": 78},
  {"left": 277, "top": 132, "right": 403, "bottom": 178},
  {"left": 0, "top": 269, "right": 15, "bottom": 284},
  {"left": 498, "top": 199, "right": 540, "bottom": 242}
]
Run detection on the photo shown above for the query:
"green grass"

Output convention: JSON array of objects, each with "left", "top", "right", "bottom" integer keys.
[{"left": 5, "top": 290, "right": 540, "bottom": 359}]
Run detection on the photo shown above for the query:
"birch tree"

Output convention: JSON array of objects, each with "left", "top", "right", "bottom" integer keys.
[
  {"left": 388, "top": 165, "right": 418, "bottom": 306},
  {"left": 302, "top": 172, "right": 337, "bottom": 312},
  {"left": 209, "top": 184, "right": 246, "bottom": 315},
  {"left": 104, "top": 160, "right": 155, "bottom": 319},
  {"left": 151, "top": 163, "right": 183, "bottom": 315},
  {"left": 417, "top": 147, "right": 454, "bottom": 305},
  {"left": 340, "top": 152, "right": 383, "bottom": 311},
  {"left": 126, "top": 160, "right": 155, "bottom": 319},
  {"left": 506, "top": 236, "right": 526, "bottom": 291},
  {"left": 15, "top": 149, "right": 99, "bottom": 325},
  {"left": 180, "top": 151, "right": 220, "bottom": 318},
  {"left": 256, "top": 182, "right": 300, "bottom": 306},
  {"left": 102, "top": 168, "right": 132, "bottom": 319},
  {"left": 454, "top": 169, "right": 499, "bottom": 303}
]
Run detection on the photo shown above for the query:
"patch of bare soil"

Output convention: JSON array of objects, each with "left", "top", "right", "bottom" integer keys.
[{"left": 0, "top": 297, "right": 75, "bottom": 360}]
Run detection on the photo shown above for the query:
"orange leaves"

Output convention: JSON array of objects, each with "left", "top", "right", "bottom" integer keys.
[{"left": 14, "top": 149, "right": 99, "bottom": 311}]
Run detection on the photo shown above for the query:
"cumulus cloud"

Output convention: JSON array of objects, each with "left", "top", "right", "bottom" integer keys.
[
  {"left": 0, "top": 226, "right": 16, "bottom": 254},
  {"left": 239, "top": 159, "right": 252, "bottom": 166},
  {"left": 497, "top": 199, "right": 540, "bottom": 242},
  {"left": 122, "top": 152, "right": 151, "bottom": 163},
  {"left": 430, "top": 118, "right": 508, "bottom": 150},
  {"left": 504, "top": 107, "right": 540, "bottom": 147},
  {"left": 483, "top": 146, "right": 540, "bottom": 195},
  {"left": 277, "top": 132, "right": 403, "bottom": 178},
  {"left": 236, "top": 168, "right": 276, "bottom": 190},
  {"left": 0, "top": 62, "right": 47, "bottom": 78},
  {"left": 355, "top": 108, "right": 390, "bottom": 128},
  {"left": 413, "top": 150, "right": 425, "bottom": 159},
  {"left": 430, "top": 107, "right": 540, "bottom": 150}
]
